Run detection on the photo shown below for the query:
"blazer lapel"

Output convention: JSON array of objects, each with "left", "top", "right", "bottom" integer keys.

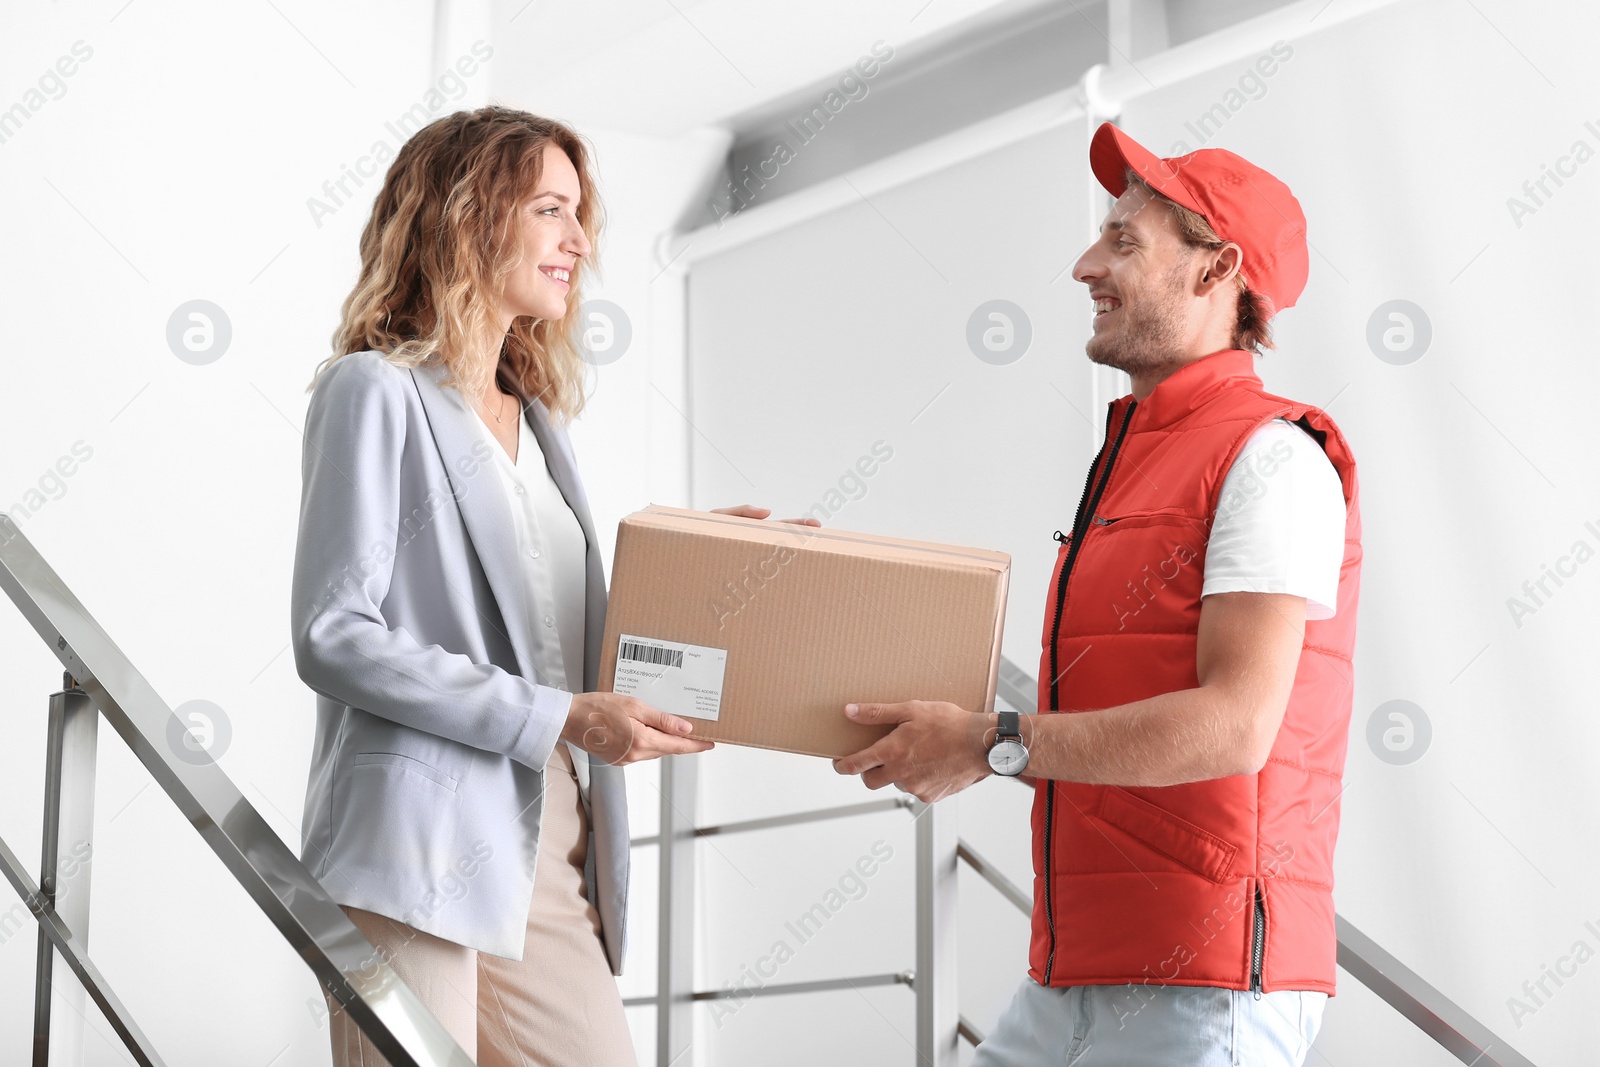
[
  {"left": 517, "top": 395, "right": 596, "bottom": 556},
  {"left": 409, "top": 359, "right": 538, "bottom": 682}
]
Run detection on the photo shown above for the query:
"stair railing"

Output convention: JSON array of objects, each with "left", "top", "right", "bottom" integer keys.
[{"left": 0, "top": 515, "right": 472, "bottom": 1066}]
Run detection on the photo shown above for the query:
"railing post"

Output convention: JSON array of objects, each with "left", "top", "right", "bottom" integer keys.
[
  {"left": 914, "top": 797, "right": 959, "bottom": 1067},
  {"left": 34, "top": 674, "right": 97, "bottom": 1067},
  {"left": 657, "top": 754, "right": 698, "bottom": 1067}
]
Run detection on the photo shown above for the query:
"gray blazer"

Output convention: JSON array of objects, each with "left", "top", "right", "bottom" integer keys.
[{"left": 290, "top": 349, "right": 627, "bottom": 968}]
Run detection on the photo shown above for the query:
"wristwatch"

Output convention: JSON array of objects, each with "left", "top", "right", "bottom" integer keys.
[{"left": 986, "top": 710, "right": 1030, "bottom": 776}]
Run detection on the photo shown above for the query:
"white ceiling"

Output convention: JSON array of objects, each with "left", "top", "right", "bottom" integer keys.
[{"left": 488, "top": 0, "right": 1065, "bottom": 136}]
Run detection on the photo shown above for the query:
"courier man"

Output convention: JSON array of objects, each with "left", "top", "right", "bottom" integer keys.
[{"left": 835, "top": 123, "right": 1360, "bottom": 1066}]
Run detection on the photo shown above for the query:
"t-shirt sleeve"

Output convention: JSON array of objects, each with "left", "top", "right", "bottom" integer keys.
[{"left": 1201, "top": 418, "right": 1347, "bottom": 620}]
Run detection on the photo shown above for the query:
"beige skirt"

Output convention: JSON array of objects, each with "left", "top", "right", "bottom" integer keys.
[{"left": 326, "top": 742, "right": 636, "bottom": 1067}]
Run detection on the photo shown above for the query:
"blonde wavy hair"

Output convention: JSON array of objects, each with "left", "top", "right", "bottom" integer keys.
[{"left": 307, "top": 106, "right": 604, "bottom": 425}]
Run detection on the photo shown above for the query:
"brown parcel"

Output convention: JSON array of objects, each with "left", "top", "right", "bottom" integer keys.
[{"left": 597, "top": 504, "right": 1011, "bottom": 759}]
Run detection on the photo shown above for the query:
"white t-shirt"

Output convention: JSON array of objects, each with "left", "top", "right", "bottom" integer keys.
[
  {"left": 465, "top": 401, "right": 592, "bottom": 807},
  {"left": 1200, "top": 418, "right": 1347, "bottom": 620}
]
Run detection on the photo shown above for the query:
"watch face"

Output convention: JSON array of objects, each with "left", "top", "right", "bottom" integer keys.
[{"left": 987, "top": 738, "right": 1029, "bottom": 776}]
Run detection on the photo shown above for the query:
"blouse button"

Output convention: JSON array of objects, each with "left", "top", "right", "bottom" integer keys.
[
  {"left": 544, "top": 614, "right": 555, "bottom": 627},
  {"left": 515, "top": 484, "right": 526, "bottom": 495},
  {"left": 529, "top": 548, "right": 541, "bottom": 559}
]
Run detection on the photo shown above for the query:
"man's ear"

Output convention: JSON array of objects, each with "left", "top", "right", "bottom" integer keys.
[{"left": 1197, "top": 243, "right": 1243, "bottom": 295}]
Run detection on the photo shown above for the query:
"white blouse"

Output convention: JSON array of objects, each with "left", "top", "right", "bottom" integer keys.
[{"left": 463, "top": 397, "right": 592, "bottom": 808}]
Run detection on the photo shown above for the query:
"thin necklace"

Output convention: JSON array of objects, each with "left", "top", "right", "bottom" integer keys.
[{"left": 480, "top": 388, "right": 509, "bottom": 424}]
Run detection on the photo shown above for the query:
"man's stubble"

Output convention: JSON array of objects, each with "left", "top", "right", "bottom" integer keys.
[{"left": 1085, "top": 257, "right": 1194, "bottom": 380}]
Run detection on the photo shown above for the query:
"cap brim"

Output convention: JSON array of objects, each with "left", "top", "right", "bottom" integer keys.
[{"left": 1089, "top": 122, "right": 1206, "bottom": 218}]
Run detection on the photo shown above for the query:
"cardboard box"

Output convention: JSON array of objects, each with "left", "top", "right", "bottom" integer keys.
[{"left": 598, "top": 505, "right": 1011, "bottom": 759}]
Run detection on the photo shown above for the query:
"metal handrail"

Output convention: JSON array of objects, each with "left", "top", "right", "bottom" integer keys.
[
  {"left": 0, "top": 515, "right": 470, "bottom": 1066},
  {"left": 630, "top": 795, "right": 914, "bottom": 847},
  {"left": 1336, "top": 916, "right": 1539, "bottom": 1067},
  {"left": 955, "top": 839, "right": 1030, "bottom": 914},
  {"left": 623, "top": 970, "right": 912, "bottom": 1009},
  {"left": 0, "top": 833, "right": 163, "bottom": 1062}
]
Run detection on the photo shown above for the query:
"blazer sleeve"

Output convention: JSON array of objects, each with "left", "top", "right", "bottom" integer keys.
[{"left": 288, "top": 351, "right": 570, "bottom": 770}]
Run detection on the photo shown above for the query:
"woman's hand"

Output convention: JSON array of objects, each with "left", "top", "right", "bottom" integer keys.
[
  {"left": 711, "top": 503, "right": 822, "bottom": 528},
  {"left": 562, "top": 692, "right": 714, "bottom": 765}
]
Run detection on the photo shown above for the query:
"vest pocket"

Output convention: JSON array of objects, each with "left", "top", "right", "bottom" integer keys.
[
  {"left": 1089, "top": 506, "right": 1195, "bottom": 529},
  {"left": 1094, "top": 786, "right": 1238, "bottom": 883}
]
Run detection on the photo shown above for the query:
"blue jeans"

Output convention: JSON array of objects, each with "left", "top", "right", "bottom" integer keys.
[{"left": 973, "top": 977, "right": 1326, "bottom": 1066}]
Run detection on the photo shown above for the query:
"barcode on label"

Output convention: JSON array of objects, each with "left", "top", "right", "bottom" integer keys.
[{"left": 620, "top": 640, "right": 684, "bottom": 668}]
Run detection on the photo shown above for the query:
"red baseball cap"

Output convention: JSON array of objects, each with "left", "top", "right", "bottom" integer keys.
[{"left": 1088, "top": 122, "right": 1309, "bottom": 317}]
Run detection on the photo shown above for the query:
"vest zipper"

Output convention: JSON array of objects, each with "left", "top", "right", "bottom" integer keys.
[
  {"left": 1250, "top": 884, "right": 1266, "bottom": 999},
  {"left": 1042, "top": 399, "right": 1138, "bottom": 984}
]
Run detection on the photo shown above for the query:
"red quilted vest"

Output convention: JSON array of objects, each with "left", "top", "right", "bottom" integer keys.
[{"left": 1029, "top": 348, "right": 1362, "bottom": 996}]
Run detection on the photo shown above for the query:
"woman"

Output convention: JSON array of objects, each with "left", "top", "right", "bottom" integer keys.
[{"left": 289, "top": 106, "right": 807, "bottom": 1066}]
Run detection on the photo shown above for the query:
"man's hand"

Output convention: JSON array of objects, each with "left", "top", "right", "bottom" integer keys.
[
  {"left": 711, "top": 503, "right": 822, "bottom": 528},
  {"left": 563, "top": 692, "right": 714, "bottom": 766},
  {"left": 831, "top": 700, "right": 994, "bottom": 803}
]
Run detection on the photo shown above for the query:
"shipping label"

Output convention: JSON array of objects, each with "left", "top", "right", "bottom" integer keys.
[{"left": 612, "top": 634, "right": 728, "bottom": 721}]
